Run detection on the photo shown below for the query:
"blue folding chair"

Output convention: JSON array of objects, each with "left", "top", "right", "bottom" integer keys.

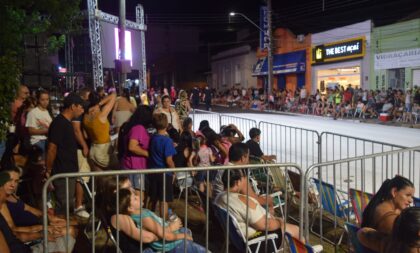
[
  {"left": 345, "top": 222, "right": 377, "bottom": 253},
  {"left": 285, "top": 232, "right": 323, "bottom": 253},
  {"left": 414, "top": 197, "right": 420, "bottom": 207},
  {"left": 213, "top": 204, "right": 280, "bottom": 253},
  {"left": 311, "top": 178, "right": 351, "bottom": 249}
]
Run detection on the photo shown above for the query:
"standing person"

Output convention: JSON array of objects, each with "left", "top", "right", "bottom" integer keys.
[
  {"left": 11, "top": 84, "right": 30, "bottom": 122},
  {"left": 148, "top": 113, "right": 177, "bottom": 219},
  {"left": 113, "top": 88, "right": 136, "bottom": 134},
  {"left": 83, "top": 92, "right": 117, "bottom": 170},
  {"left": 26, "top": 89, "right": 52, "bottom": 154},
  {"left": 154, "top": 95, "right": 181, "bottom": 133},
  {"left": 46, "top": 93, "right": 85, "bottom": 216},
  {"left": 190, "top": 86, "right": 200, "bottom": 109},
  {"left": 119, "top": 105, "right": 153, "bottom": 197},
  {"left": 170, "top": 86, "right": 177, "bottom": 103},
  {"left": 175, "top": 90, "right": 191, "bottom": 124},
  {"left": 72, "top": 88, "right": 91, "bottom": 218},
  {"left": 203, "top": 86, "right": 212, "bottom": 111},
  {"left": 141, "top": 90, "right": 150, "bottom": 106}
]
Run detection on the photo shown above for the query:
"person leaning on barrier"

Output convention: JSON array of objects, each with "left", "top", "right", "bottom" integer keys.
[
  {"left": 214, "top": 168, "right": 301, "bottom": 250},
  {"left": 362, "top": 175, "right": 415, "bottom": 234},
  {"left": 0, "top": 168, "right": 77, "bottom": 252},
  {"left": 246, "top": 128, "right": 276, "bottom": 162},
  {"left": 358, "top": 206, "right": 420, "bottom": 253}
]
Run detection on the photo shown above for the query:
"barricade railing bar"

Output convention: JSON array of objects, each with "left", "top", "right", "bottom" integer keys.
[
  {"left": 42, "top": 162, "right": 305, "bottom": 253},
  {"left": 220, "top": 114, "right": 257, "bottom": 140},
  {"left": 258, "top": 121, "right": 321, "bottom": 171},
  {"left": 191, "top": 109, "right": 221, "bottom": 132},
  {"left": 302, "top": 145, "right": 420, "bottom": 244}
]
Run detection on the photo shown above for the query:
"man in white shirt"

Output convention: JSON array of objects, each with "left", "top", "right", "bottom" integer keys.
[{"left": 25, "top": 90, "right": 52, "bottom": 154}]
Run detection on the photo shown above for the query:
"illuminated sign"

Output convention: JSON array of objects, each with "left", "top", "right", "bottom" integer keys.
[{"left": 312, "top": 37, "right": 365, "bottom": 64}]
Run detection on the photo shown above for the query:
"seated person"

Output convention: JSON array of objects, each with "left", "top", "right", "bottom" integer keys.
[
  {"left": 214, "top": 169, "right": 301, "bottom": 251},
  {"left": 381, "top": 100, "right": 394, "bottom": 113},
  {"left": 0, "top": 167, "right": 77, "bottom": 253},
  {"left": 358, "top": 206, "right": 420, "bottom": 253},
  {"left": 112, "top": 188, "right": 207, "bottom": 253},
  {"left": 361, "top": 175, "right": 414, "bottom": 234},
  {"left": 246, "top": 128, "right": 276, "bottom": 161}
]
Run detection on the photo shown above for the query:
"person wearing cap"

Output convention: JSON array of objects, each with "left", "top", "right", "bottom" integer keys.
[
  {"left": 246, "top": 128, "right": 276, "bottom": 162},
  {"left": 46, "top": 93, "right": 85, "bottom": 216}
]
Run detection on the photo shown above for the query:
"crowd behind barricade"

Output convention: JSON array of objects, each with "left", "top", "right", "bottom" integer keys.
[
  {"left": 0, "top": 83, "right": 419, "bottom": 252},
  {"left": 212, "top": 85, "right": 420, "bottom": 123}
]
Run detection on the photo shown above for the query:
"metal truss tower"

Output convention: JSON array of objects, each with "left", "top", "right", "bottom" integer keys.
[
  {"left": 64, "top": 34, "right": 74, "bottom": 91},
  {"left": 87, "top": 0, "right": 147, "bottom": 90}
]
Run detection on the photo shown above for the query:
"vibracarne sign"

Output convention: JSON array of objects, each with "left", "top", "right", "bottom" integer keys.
[{"left": 312, "top": 37, "right": 365, "bottom": 64}]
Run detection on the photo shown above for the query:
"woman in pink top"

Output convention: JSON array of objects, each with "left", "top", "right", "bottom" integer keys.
[{"left": 118, "top": 105, "right": 153, "bottom": 196}]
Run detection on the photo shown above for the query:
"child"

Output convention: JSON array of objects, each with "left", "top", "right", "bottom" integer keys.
[
  {"left": 195, "top": 135, "right": 215, "bottom": 192},
  {"left": 114, "top": 188, "right": 207, "bottom": 253},
  {"left": 148, "top": 113, "right": 177, "bottom": 219}
]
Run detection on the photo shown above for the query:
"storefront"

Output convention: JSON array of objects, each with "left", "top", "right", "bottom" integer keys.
[
  {"left": 311, "top": 20, "right": 372, "bottom": 93},
  {"left": 370, "top": 19, "right": 420, "bottom": 90}
]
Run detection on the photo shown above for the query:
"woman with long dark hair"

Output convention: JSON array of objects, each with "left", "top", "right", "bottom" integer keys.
[
  {"left": 118, "top": 105, "right": 153, "bottom": 195},
  {"left": 358, "top": 207, "right": 420, "bottom": 253},
  {"left": 361, "top": 175, "right": 415, "bottom": 234}
]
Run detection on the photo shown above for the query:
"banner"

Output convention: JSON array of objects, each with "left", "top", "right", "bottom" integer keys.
[
  {"left": 259, "top": 6, "right": 269, "bottom": 50},
  {"left": 374, "top": 48, "right": 420, "bottom": 70}
]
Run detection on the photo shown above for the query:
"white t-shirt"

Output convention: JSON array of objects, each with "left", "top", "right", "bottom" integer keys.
[
  {"left": 25, "top": 107, "right": 52, "bottom": 144},
  {"left": 215, "top": 192, "right": 269, "bottom": 238}
]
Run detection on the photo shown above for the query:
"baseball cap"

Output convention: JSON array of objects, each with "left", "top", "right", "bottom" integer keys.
[
  {"left": 0, "top": 171, "right": 11, "bottom": 187},
  {"left": 63, "top": 93, "right": 84, "bottom": 109}
]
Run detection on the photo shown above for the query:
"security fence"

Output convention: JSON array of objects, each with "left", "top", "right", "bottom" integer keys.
[{"left": 42, "top": 163, "right": 306, "bottom": 252}]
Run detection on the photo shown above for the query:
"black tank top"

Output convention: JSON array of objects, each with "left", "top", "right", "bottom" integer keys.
[{"left": 0, "top": 213, "right": 31, "bottom": 253}]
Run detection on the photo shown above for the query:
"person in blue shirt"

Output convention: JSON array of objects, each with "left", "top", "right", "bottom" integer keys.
[{"left": 148, "top": 113, "right": 177, "bottom": 219}]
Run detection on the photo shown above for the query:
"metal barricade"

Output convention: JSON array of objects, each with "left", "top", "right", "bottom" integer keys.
[
  {"left": 319, "top": 131, "right": 409, "bottom": 190},
  {"left": 302, "top": 145, "right": 420, "bottom": 245},
  {"left": 221, "top": 114, "right": 257, "bottom": 139},
  {"left": 42, "top": 163, "right": 305, "bottom": 253},
  {"left": 191, "top": 109, "right": 221, "bottom": 132},
  {"left": 258, "top": 121, "right": 321, "bottom": 171}
]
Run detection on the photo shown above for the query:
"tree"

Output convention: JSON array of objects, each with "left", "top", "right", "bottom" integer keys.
[{"left": 0, "top": 0, "right": 81, "bottom": 141}]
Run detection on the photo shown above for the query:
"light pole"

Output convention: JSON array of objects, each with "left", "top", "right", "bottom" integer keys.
[{"left": 229, "top": 3, "right": 273, "bottom": 100}]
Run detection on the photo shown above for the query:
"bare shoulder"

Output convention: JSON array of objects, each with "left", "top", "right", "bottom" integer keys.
[{"left": 238, "top": 195, "right": 257, "bottom": 209}]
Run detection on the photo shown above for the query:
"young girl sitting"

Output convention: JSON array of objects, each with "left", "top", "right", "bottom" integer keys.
[{"left": 113, "top": 188, "right": 208, "bottom": 253}]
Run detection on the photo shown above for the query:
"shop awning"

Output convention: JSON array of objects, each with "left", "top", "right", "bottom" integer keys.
[{"left": 253, "top": 50, "right": 306, "bottom": 76}]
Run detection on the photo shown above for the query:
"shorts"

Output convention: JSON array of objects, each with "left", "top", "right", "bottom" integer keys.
[
  {"left": 147, "top": 173, "right": 174, "bottom": 202},
  {"left": 405, "top": 104, "right": 412, "bottom": 112},
  {"left": 31, "top": 235, "right": 76, "bottom": 253},
  {"left": 126, "top": 172, "right": 146, "bottom": 191},
  {"left": 77, "top": 149, "right": 91, "bottom": 182},
  {"left": 89, "top": 142, "right": 117, "bottom": 168}
]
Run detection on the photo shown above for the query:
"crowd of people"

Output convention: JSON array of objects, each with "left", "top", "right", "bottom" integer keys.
[{"left": 0, "top": 83, "right": 419, "bottom": 252}]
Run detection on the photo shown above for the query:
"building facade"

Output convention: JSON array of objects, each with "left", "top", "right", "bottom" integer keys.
[
  {"left": 210, "top": 45, "right": 257, "bottom": 91},
  {"left": 370, "top": 18, "right": 420, "bottom": 90},
  {"left": 311, "top": 20, "right": 372, "bottom": 94},
  {"left": 254, "top": 28, "right": 312, "bottom": 93}
]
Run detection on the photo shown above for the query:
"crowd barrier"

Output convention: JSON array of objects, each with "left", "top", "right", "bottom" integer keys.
[
  {"left": 258, "top": 121, "right": 320, "bottom": 171},
  {"left": 191, "top": 109, "right": 221, "bottom": 132},
  {"left": 42, "top": 163, "right": 305, "bottom": 252},
  {"left": 220, "top": 115, "right": 257, "bottom": 140},
  {"left": 302, "top": 145, "right": 420, "bottom": 245}
]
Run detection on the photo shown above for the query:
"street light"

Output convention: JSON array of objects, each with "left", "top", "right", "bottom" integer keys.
[{"left": 229, "top": 8, "right": 273, "bottom": 101}]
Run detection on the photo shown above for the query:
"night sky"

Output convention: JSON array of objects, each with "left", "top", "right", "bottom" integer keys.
[{"left": 99, "top": 0, "right": 420, "bottom": 35}]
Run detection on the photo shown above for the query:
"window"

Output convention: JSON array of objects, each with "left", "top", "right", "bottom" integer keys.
[
  {"left": 235, "top": 64, "right": 241, "bottom": 84},
  {"left": 387, "top": 68, "right": 405, "bottom": 90}
]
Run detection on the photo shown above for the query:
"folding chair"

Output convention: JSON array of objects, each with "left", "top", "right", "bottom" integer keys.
[
  {"left": 213, "top": 204, "right": 280, "bottom": 253},
  {"left": 311, "top": 178, "right": 351, "bottom": 250},
  {"left": 345, "top": 222, "right": 377, "bottom": 253},
  {"left": 175, "top": 172, "right": 202, "bottom": 207},
  {"left": 285, "top": 232, "right": 323, "bottom": 253},
  {"left": 414, "top": 197, "right": 420, "bottom": 207},
  {"left": 349, "top": 188, "right": 373, "bottom": 225}
]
